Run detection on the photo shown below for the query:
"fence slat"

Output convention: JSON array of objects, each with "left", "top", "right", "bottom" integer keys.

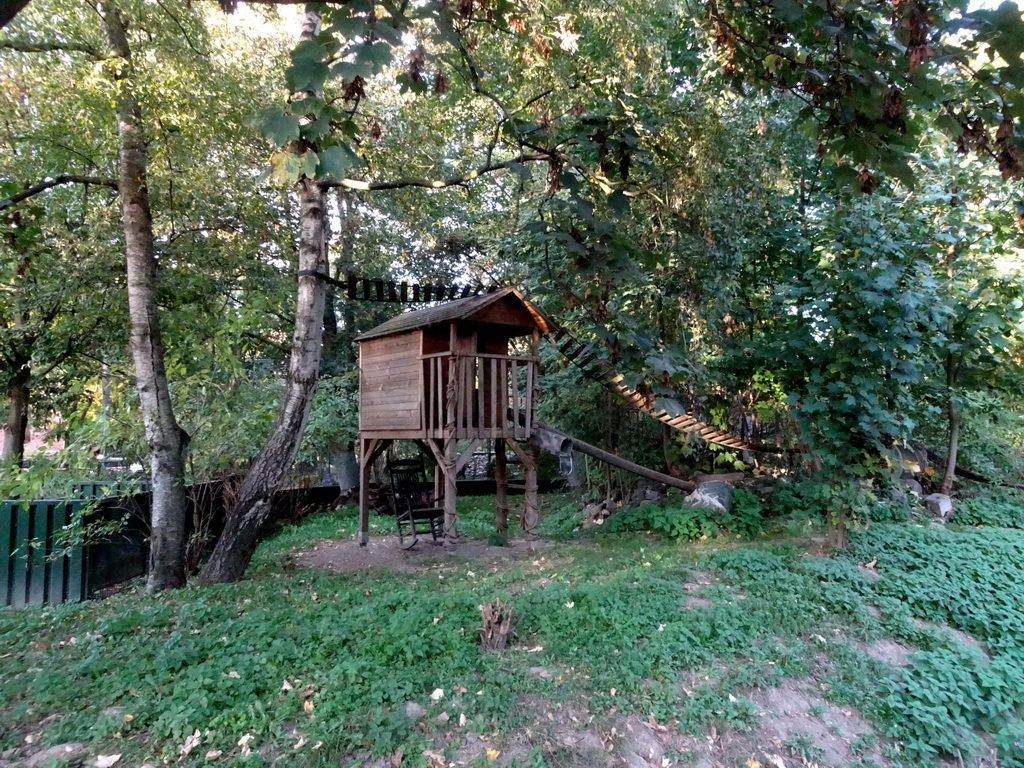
[
  {"left": 28, "top": 502, "right": 49, "bottom": 605},
  {"left": 0, "top": 503, "right": 12, "bottom": 607},
  {"left": 46, "top": 503, "right": 67, "bottom": 605},
  {"left": 11, "top": 505, "right": 30, "bottom": 607}
]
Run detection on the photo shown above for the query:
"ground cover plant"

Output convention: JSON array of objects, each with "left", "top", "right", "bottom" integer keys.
[{"left": 3, "top": 494, "right": 1024, "bottom": 767}]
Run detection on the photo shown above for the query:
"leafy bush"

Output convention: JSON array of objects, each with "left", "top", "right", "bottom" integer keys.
[
  {"left": 604, "top": 503, "right": 719, "bottom": 540},
  {"left": 720, "top": 488, "right": 765, "bottom": 537},
  {"left": 955, "top": 489, "right": 1024, "bottom": 529}
]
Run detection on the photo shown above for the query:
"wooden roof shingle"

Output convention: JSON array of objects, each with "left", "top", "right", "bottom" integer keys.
[{"left": 355, "top": 287, "right": 550, "bottom": 342}]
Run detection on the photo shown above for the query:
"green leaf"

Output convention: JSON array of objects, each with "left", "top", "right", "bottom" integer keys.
[
  {"left": 300, "top": 114, "right": 331, "bottom": 143},
  {"left": 507, "top": 162, "right": 531, "bottom": 181},
  {"left": 354, "top": 42, "right": 393, "bottom": 75},
  {"left": 254, "top": 108, "right": 300, "bottom": 146},
  {"left": 270, "top": 150, "right": 302, "bottom": 184},
  {"left": 297, "top": 151, "right": 319, "bottom": 179},
  {"left": 317, "top": 144, "right": 359, "bottom": 179}
]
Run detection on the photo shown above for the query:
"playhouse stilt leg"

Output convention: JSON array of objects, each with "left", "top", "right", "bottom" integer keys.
[
  {"left": 358, "top": 438, "right": 374, "bottom": 547},
  {"left": 358, "top": 438, "right": 388, "bottom": 547},
  {"left": 522, "top": 437, "right": 540, "bottom": 547},
  {"left": 494, "top": 439, "right": 508, "bottom": 545},
  {"left": 443, "top": 438, "right": 459, "bottom": 552}
]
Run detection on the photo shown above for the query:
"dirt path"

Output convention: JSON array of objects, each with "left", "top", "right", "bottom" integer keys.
[{"left": 291, "top": 535, "right": 554, "bottom": 575}]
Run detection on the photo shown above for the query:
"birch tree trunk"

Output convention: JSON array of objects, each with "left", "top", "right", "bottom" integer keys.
[
  {"left": 101, "top": 0, "right": 189, "bottom": 591},
  {"left": 199, "top": 8, "right": 330, "bottom": 583},
  {"left": 200, "top": 177, "right": 328, "bottom": 583}
]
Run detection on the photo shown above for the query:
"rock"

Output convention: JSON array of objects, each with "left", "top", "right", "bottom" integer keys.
[
  {"left": 19, "top": 743, "right": 88, "bottom": 768},
  {"left": 404, "top": 701, "right": 426, "bottom": 719},
  {"left": 99, "top": 706, "right": 126, "bottom": 721},
  {"left": 924, "top": 493, "right": 954, "bottom": 522},
  {"left": 888, "top": 488, "right": 908, "bottom": 503},
  {"left": 684, "top": 481, "right": 733, "bottom": 513},
  {"left": 901, "top": 477, "right": 924, "bottom": 496},
  {"left": 527, "top": 667, "right": 553, "bottom": 680}
]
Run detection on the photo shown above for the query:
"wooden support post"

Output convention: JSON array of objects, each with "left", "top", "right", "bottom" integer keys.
[
  {"left": 522, "top": 437, "right": 540, "bottom": 547},
  {"left": 443, "top": 437, "right": 459, "bottom": 552},
  {"left": 358, "top": 438, "right": 389, "bottom": 546},
  {"left": 494, "top": 438, "right": 508, "bottom": 545},
  {"left": 358, "top": 438, "right": 374, "bottom": 546}
]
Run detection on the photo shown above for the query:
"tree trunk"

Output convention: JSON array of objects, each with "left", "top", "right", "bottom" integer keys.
[
  {"left": 940, "top": 353, "right": 960, "bottom": 496},
  {"left": 101, "top": 0, "right": 188, "bottom": 591},
  {"left": 2, "top": 363, "right": 30, "bottom": 466},
  {"left": 200, "top": 177, "right": 328, "bottom": 583}
]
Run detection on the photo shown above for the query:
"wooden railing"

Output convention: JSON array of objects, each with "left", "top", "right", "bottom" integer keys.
[{"left": 422, "top": 353, "right": 536, "bottom": 439}]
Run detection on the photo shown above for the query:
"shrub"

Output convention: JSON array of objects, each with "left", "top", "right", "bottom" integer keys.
[{"left": 955, "top": 489, "right": 1024, "bottom": 529}]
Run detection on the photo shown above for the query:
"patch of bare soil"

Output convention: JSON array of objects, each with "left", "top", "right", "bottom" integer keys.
[
  {"left": 698, "top": 680, "right": 888, "bottom": 768},
  {"left": 292, "top": 535, "right": 555, "bottom": 575},
  {"left": 857, "top": 637, "right": 915, "bottom": 667},
  {"left": 910, "top": 618, "right": 991, "bottom": 658}
]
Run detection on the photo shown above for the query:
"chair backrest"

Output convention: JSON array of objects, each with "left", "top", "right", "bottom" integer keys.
[
  {"left": 388, "top": 457, "right": 427, "bottom": 489},
  {"left": 387, "top": 457, "right": 433, "bottom": 509}
]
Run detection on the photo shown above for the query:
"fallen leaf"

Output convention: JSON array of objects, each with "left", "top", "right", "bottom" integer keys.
[
  {"left": 96, "top": 755, "right": 121, "bottom": 768},
  {"left": 766, "top": 755, "right": 787, "bottom": 768},
  {"left": 294, "top": 736, "right": 307, "bottom": 750},
  {"left": 453, "top": 685, "right": 467, "bottom": 694},
  {"left": 303, "top": 700, "right": 315, "bottom": 714},
  {"left": 180, "top": 730, "right": 201, "bottom": 758},
  {"left": 430, "top": 688, "right": 445, "bottom": 701},
  {"left": 205, "top": 750, "right": 222, "bottom": 759},
  {"left": 390, "top": 748, "right": 404, "bottom": 766},
  {"left": 525, "top": 646, "right": 543, "bottom": 653},
  {"left": 486, "top": 748, "right": 500, "bottom": 761},
  {"left": 864, "top": 558, "right": 878, "bottom": 569},
  {"left": 227, "top": 671, "right": 240, "bottom": 679},
  {"left": 237, "top": 733, "right": 253, "bottom": 758},
  {"left": 746, "top": 760, "right": 762, "bottom": 768},
  {"left": 423, "top": 748, "right": 446, "bottom": 768},
  {"left": 124, "top": 714, "right": 134, "bottom": 722},
  {"left": 281, "top": 680, "right": 294, "bottom": 691},
  {"left": 458, "top": 713, "right": 466, "bottom": 727}
]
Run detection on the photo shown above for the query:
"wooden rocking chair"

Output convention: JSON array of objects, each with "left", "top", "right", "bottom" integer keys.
[{"left": 387, "top": 456, "right": 444, "bottom": 549}]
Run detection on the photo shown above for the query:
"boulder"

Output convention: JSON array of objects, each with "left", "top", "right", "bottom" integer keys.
[
  {"left": 901, "top": 476, "right": 924, "bottom": 496},
  {"left": 684, "top": 481, "right": 733, "bottom": 513},
  {"left": 924, "top": 493, "right": 954, "bottom": 522},
  {"left": 19, "top": 743, "right": 89, "bottom": 768}
]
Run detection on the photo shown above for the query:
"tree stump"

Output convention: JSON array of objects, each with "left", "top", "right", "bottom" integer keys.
[{"left": 480, "top": 599, "right": 513, "bottom": 651}]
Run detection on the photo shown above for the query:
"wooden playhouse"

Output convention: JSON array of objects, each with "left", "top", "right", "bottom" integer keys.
[{"left": 355, "top": 287, "right": 552, "bottom": 550}]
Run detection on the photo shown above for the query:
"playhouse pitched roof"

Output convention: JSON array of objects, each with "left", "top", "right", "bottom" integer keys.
[{"left": 355, "top": 287, "right": 551, "bottom": 342}]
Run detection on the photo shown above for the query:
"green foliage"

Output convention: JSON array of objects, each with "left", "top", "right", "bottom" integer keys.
[
  {"left": 955, "top": 488, "right": 1024, "bottom": 529},
  {"left": 721, "top": 488, "right": 765, "bottom": 537},
  {"left": 4, "top": 497, "right": 1024, "bottom": 764},
  {"left": 603, "top": 503, "right": 719, "bottom": 540},
  {"left": 603, "top": 490, "right": 765, "bottom": 541}
]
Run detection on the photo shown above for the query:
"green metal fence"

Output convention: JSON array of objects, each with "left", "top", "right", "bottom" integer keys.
[{"left": 1, "top": 500, "right": 88, "bottom": 608}]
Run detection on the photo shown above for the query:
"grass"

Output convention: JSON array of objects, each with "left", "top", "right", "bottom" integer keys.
[{"left": 2, "top": 495, "right": 1024, "bottom": 766}]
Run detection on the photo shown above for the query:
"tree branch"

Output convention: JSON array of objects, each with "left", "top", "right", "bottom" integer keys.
[
  {"left": 318, "top": 153, "right": 549, "bottom": 192},
  {"left": 0, "top": 36, "right": 110, "bottom": 58},
  {"left": 0, "top": 174, "right": 118, "bottom": 210}
]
